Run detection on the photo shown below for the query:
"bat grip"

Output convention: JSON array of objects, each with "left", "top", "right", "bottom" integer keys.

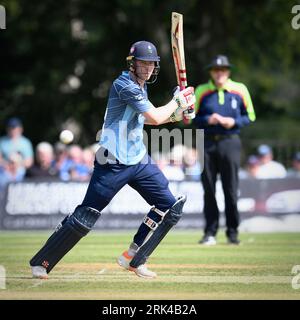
[{"left": 180, "top": 85, "right": 195, "bottom": 123}]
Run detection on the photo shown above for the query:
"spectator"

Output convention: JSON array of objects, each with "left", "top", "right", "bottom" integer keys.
[
  {"left": 82, "top": 147, "right": 95, "bottom": 175},
  {"left": 0, "top": 117, "right": 34, "bottom": 169},
  {"left": 0, "top": 154, "right": 7, "bottom": 190},
  {"left": 183, "top": 148, "right": 201, "bottom": 181},
  {"left": 53, "top": 142, "right": 68, "bottom": 172},
  {"left": 241, "top": 155, "right": 260, "bottom": 179},
  {"left": 256, "top": 144, "right": 287, "bottom": 179},
  {"left": 161, "top": 145, "right": 185, "bottom": 181},
  {"left": 287, "top": 151, "right": 300, "bottom": 177},
  {"left": 26, "top": 142, "right": 58, "bottom": 179},
  {"left": 59, "top": 144, "right": 90, "bottom": 181},
  {"left": 0, "top": 152, "right": 26, "bottom": 189},
  {"left": 151, "top": 152, "right": 169, "bottom": 172},
  {"left": 0, "top": 153, "right": 4, "bottom": 169}
]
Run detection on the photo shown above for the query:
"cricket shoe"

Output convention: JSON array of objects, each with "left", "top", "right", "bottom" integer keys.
[
  {"left": 31, "top": 266, "right": 48, "bottom": 279},
  {"left": 199, "top": 235, "right": 217, "bottom": 246},
  {"left": 117, "top": 251, "right": 134, "bottom": 270},
  {"left": 227, "top": 235, "right": 240, "bottom": 245},
  {"left": 128, "top": 264, "right": 157, "bottom": 279}
]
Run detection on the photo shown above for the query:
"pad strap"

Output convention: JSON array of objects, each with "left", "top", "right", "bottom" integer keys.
[
  {"left": 130, "top": 196, "right": 186, "bottom": 268},
  {"left": 143, "top": 206, "right": 168, "bottom": 231}
]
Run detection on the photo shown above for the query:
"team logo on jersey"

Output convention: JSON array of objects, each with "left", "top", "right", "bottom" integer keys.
[
  {"left": 231, "top": 97, "right": 237, "bottom": 109},
  {"left": 135, "top": 94, "right": 143, "bottom": 101}
]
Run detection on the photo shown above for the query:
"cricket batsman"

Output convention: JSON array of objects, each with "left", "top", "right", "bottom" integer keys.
[{"left": 29, "top": 40, "right": 195, "bottom": 279}]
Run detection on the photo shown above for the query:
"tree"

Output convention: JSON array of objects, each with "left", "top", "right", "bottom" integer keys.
[{"left": 0, "top": 0, "right": 299, "bottom": 148}]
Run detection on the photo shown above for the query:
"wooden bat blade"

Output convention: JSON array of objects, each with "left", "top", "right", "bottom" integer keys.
[
  {"left": 171, "top": 12, "right": 195, "bottom": 123},
  {"left": 171, "top": 12, "right": 187, "bottom": 89}
]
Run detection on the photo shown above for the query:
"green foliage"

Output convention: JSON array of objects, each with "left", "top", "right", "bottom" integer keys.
[{"left": 0, "top": 0, "right": 299, "bottom": 145}]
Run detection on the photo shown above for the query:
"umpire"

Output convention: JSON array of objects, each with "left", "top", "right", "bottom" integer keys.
[{"left": 194, "top": 55, "right": 256, "bottom": 245}]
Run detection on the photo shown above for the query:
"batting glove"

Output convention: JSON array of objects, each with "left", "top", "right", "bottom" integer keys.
[
  {"left": 183, "top": 108, "right": 196, "bottom": 120},
  {"left": 173, "top": 86, "right": 196, "bottom": 110},
  {"left": 172, "top": 86, "right": 180, "bottom": 96}
]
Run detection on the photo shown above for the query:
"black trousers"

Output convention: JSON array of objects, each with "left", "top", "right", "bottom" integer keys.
[{"left": 201, "top": 135, "right": 241, "bottom": 237}]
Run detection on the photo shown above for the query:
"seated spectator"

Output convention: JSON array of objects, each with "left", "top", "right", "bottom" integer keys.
[
  {"left": 161, "top": 145, "right": 185, "bottom": 181},
  {"left": 26, "top": 142, "right": 58, "bottom": 179},
  {"left": 255, "top": 144, "right": 287, "bottom": 179},
  {"left": 287, "top": 152, "right": 300, "bottom": 177},
  {"left": 59, "top": 144, "right": 90, "bottom": 181},
  {"left": 53, "top": 142, "right": 68, "bottom": 172},
  {"left": 0, "top": 152, "right": 26, "bottom": 189},
  {"left": 183, "top": 148, "right": 201, "bottom": 181},
  {"left": 240, "top": 155, "right": 260, "bottom": 179},
  {"left": 0, "top": 154, "right": 7, "bottom": 190},
  {"left": 82, "top": 147, "right": 95, "bottom": 175},
  {"left": 0, "top": 117, "right": 34, "bottom": 169},
  {"left": 0, "top": 153, "right": 4, "bottom": 168},
  {"left": 151, "top": 151, "right": 169, "bottom": 170}
]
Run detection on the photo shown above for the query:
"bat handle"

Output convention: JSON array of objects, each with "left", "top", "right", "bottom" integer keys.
[{"left": 180, "top": 85, "right": 195, "bottom": 123}]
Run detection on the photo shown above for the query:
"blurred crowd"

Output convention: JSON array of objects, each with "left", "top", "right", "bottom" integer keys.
[
  {"left": 0, "top": 117, "right": 98, "bottom": 190},
  {"left": 1, "top": 117, "right": 300, "bottom": 190},
  {"left": 239, "top": 145, "right": 300, "bottom": 179},
  {"left": 153, "top": 143, "right": 300, "bottom": 182}
]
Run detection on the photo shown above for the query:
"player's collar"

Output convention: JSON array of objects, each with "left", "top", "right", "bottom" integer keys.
[{"left": 209, "top": 78, "right": 232, "bottom": 91}]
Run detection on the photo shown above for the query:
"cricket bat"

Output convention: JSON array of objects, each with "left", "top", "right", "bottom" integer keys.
[{"left": 171, "top": 12, "right": 195, "bottom": 123}]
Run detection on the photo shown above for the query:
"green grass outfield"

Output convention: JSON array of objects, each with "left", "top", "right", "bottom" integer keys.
[{"left": 0, "top": 230, "right": 300, "bottom": 300}]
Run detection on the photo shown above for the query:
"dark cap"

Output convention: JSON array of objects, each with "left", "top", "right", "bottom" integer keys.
[
  {"left": 127, "top": 41, "right": 160, "bottom": 62},
  {"left": 206, "top": 55, "right": 232, "bottom": 70},
  {"left": 6, "top": 117, "right": 22, "bottom": 128}
]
